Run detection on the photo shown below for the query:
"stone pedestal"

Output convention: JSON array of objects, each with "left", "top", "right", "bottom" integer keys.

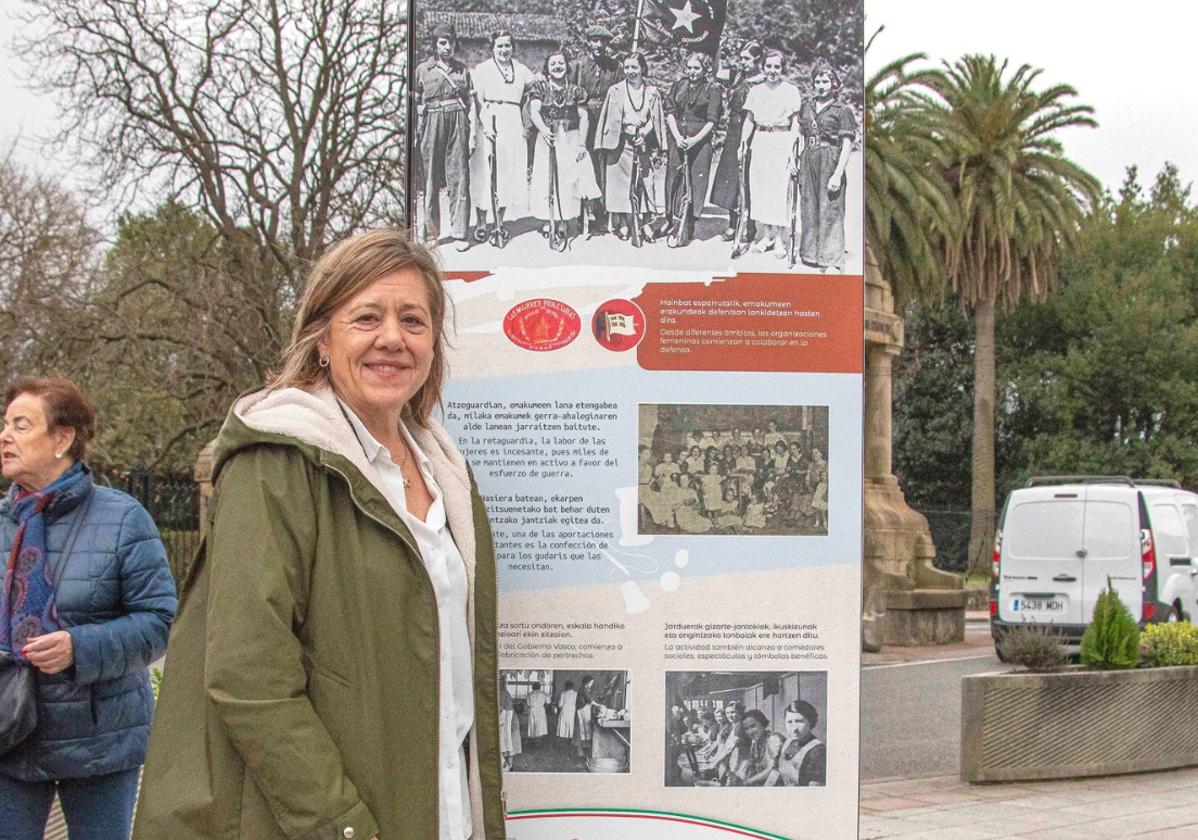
[
  {"left": 863, "top": 248, "right": 965, "bottom": 647},
  {"left": 195, "top": 441, "right": 215, "bottom": 535}
]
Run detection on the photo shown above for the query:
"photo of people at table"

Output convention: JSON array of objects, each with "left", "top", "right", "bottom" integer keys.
[
  {"left": 665, "top": 670, "right": 827, "bottom": 788},
  {"left": 499, "top": 668, "right": 631, "bottom": 773},
  {"left": 638, "top": 403, "right": 829, "bottom": 536},
  {"left": 410, "top": 1, "right": 862, "bottom": 271}
]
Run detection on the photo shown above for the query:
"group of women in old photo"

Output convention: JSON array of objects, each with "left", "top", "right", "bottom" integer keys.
[
  {"left": 668, "top": 699, "right": 826, "bottom": 787},
  {"left": 639, "top": 423, "right": 829, "bottom": 536},
  {"left": 413, "top": 23, "right": 856, "bottom": 270}
]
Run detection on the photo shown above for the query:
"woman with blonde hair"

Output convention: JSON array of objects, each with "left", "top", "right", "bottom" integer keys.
[{"left": 135, "top": 230, "right": 506, "bottom": 840}]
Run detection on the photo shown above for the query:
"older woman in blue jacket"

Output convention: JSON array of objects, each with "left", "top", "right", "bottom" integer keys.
[{"left": 0, "top": 377, "right": 176, "bottom": 840}]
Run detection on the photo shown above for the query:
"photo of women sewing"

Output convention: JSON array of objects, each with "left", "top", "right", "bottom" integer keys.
[
  {"left": 740, "top": 49, "right": 802, "bottom": 256},
  {"left": 468, "top": 30, "right": 533, "bottom": 241},
  {"left": 665, "top": 671, "right": 827, "bottom": 788},
  {"left": 664, "top": 52, "right": 722, "bottom": 247},
  {"left": 710, "top": 41, "right": 764, "bottom": 244},
  {"left": 595, "top": 51, "right": 667, "bottom": 243},
  {"left": 527, "top": 50, "right": 601, "bottom": 235},
  {"left": 798, "top": 59, "right": 855, "bottom": 272},
  {"left": 778, "top": 699, "right": 827, "bottom": 786}
]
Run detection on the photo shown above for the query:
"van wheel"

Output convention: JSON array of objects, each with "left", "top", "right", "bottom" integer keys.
[
  {"left": 1168, "top": 603, "right": 1184, "bottom": 623},
  {"left": 994, "top": 642, "right": 1009, "bottom": 663}
]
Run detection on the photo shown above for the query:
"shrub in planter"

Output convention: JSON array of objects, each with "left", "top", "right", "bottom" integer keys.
[
  {"left": 997, "top": 624, "right": 1068, "bottom": 672},
  {"left": 1079, "top": 580, "right": 1139, "bottom": 669},
  {"left": 1141, "top": 621, "right": 1198, "bottom": 667}
]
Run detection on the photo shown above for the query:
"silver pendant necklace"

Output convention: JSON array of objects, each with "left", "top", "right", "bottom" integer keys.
[{"left": 396, "top": 444, "right": 412, "bottom": 489}]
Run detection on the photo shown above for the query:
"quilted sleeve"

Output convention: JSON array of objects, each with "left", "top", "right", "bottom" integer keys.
[{"left": 69, "top": 500, "right": 177, "bottom": 685}]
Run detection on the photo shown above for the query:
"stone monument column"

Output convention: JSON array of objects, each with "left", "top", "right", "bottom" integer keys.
[{"left": 863, "top": 247, "right": 966, "bottom": 647}]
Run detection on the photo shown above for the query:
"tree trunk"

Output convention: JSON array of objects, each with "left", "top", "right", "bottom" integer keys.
[{"left": 967, "top": 299, "right": 997, "bottom": 575}]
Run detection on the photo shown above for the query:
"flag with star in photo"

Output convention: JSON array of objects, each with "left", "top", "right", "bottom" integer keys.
[{"left": 637, "top": 0, "right": 728, "bottom": 56}]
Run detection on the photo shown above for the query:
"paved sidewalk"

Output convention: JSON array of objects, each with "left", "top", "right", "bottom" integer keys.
[{"left": 861, "top": 767, "right": 1198, "bottom": 838}]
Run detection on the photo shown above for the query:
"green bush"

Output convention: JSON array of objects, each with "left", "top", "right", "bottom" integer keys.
[
  {"left": 1080, "top": 580, "right": 1140, "bottom": 669},
  {"left": 998, "top": 624, "right": 1068, "bottom": 672},
  {"left": 1141, "top": 622, "right": 1198, "bottom": 667}
]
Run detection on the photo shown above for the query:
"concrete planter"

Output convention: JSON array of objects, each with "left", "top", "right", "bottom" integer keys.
[{"left": 961, "top": 665, "right": 1198, "bottom": 782}]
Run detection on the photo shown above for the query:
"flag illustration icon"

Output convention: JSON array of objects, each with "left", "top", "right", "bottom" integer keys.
[
  {"left": 605, "top": 312, "right": 639, "bottom": 337},
  {"left": 638, "top": 0, "right": 728, "bottom": 56},
  {"left": 592, "top": 298, "right": 647, "bottom": 351}
]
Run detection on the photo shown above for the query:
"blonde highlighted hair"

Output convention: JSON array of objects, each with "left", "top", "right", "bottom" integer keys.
[{"left": 268, "top": 229, "right": 448, "bottom": 426}]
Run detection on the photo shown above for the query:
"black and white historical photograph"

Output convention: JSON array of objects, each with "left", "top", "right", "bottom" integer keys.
[
  {"left": 499, "top": 668, "right": 632, "bottom": 773},
  {"left": 665, "top": 670, "right": 827, "bottom": 787},
  {"left": 409, "top": 0, "right": 863, "bottom": 273},
  {"left": 638, "top": 403, "right": 829, "bottom": 536}
]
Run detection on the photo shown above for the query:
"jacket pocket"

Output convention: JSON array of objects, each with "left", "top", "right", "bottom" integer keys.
[{"left": 300, "top": 652, "right": 353, "bottom": 689}]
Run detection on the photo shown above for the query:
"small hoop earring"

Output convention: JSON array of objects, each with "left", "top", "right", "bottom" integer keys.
[{"left": 319, "top": 356, "right": 330, "bottom": 368}]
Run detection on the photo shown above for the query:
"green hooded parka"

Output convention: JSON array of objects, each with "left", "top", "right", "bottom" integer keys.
[{"left": 133, "top": 387, "right": 506, "bottom": 840}]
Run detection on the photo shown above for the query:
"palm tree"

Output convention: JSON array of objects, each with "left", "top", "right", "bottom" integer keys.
[
  {"left": 864, "top": 43, "right": 955, "bottom": 304},
  {"left": 916, "top": 55, "right": 1101, "bottom": 572}
]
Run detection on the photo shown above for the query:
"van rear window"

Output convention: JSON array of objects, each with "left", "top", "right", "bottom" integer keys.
[
  {"left": 1083, "top": 501, "right": 1135, "bottom": 560},
  {"left": 1005, "top": 500, "right": 1083, "bottom": 559},
  {"left": 1151, "top": 504, "right": 1188, "bottom": 558},
  {"left": 1183, "top": 505, "right": 1198, "bottom": 551}
]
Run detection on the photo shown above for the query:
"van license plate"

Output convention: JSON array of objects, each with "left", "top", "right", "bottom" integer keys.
[{"left": 1012, "top": 597, "right": 1066, "bottom": 613}]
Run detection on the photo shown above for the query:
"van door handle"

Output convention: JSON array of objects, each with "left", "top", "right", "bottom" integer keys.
[
  {"left": 1075, "top": 549, "right": 1088, "bottom": 558},
  {"left": 1053, "top": 574, "right": 1078, "bottom": 583}
]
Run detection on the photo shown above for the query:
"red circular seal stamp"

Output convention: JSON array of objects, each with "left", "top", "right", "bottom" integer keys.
[
  {"left": 503, "top": 298, "right": 581, "bottom": 352},
  {"left": 592, "top": 298, "right": 646, "bottom": 352}
]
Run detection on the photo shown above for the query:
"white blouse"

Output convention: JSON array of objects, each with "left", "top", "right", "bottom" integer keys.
[{"left": 341, "top": 401, "right": 474, "bottom": 840}]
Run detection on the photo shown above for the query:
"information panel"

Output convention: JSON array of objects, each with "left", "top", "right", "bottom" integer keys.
[{"left": 409, "top": 1, "right": 864, "bottom": 836}]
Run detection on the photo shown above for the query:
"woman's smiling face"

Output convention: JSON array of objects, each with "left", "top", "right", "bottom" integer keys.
[
  {"left": 623, "top": 56, "right": 643, "bottom": 82},
  {"left": 317, "top": 268, "right": 435, "bottom": 424},
  {"left": 492, "top": 35, "right": 513, "bottom": 62},
  {"left": 765, "top": 55, "right": 783, "bottom": 82}
]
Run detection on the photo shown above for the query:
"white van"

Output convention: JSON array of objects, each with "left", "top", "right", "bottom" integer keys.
[{"left": 991, "top": 476, "right": 1198, "bottom": 653}]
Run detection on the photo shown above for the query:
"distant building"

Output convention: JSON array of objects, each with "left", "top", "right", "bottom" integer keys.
[{"left": 414, "top": 12, "right": 569, "bottom": 72}]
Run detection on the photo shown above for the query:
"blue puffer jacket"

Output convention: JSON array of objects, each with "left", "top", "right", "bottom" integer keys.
[{"left": 0, "top": 467, "right": 177, "bottom": 781}]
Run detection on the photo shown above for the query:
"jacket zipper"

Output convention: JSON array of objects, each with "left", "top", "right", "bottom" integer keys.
[
  {"left": 470, "top": 472, "right": 508, "bottom": 830},
  {"left": 321, "top": 460, "right": 444, "bottom": 840}
]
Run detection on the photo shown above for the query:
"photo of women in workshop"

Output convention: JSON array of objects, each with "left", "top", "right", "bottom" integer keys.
[
  {"left": 665, "top": 670, "right": 827, "bottom": 788},
  {"left": 498, "top": 668, "right": 631, "bottom": 774}
]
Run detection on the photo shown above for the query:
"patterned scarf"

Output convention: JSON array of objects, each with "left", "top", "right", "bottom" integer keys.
[{"left": 0, "top": 461, "right": 87, "bottom": 661}]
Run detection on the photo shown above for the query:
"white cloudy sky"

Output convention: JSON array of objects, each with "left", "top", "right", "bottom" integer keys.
[
  {"left": 2, "top": 0, "right": 1196, "bottom": 199},
  {"left": 868, "top": 0, "right": 1198, "bottom": 195}
]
